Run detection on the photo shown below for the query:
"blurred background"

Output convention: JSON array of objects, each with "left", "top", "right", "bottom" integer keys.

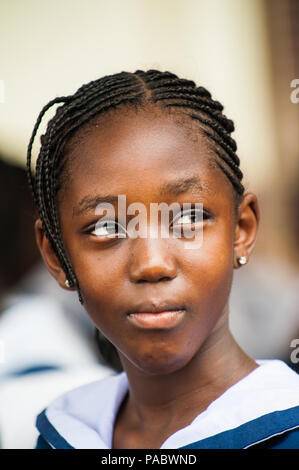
[{"left": 0, "top": 0, "right": 298, "bottom": 449}]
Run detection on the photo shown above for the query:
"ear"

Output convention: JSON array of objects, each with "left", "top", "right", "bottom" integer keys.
[
  {"left": 34, "top": 218, "right": 76, "bottom": 290},
  {"left": 233, "top": 192, "right": 260, "bottom": 269}
]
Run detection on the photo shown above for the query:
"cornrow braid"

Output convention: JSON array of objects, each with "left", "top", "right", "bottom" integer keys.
[
  {"left": 134, "top": 70, "right": 243, "bottom": 196},
  {"left": 27, "top": 69, "right": 244, "bottom": 311}
]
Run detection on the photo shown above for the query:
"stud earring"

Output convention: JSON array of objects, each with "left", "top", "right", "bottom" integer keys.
[
  {"left": 237, "top": 256, "right": 247, "bottom": 266},
  {"left": 65, "top": 279, "right": 71, "bottom": 288}
]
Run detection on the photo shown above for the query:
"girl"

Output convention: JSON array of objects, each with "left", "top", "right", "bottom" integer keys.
[{"left": 27, "top": 69, "right": 299, "bottom": 449}]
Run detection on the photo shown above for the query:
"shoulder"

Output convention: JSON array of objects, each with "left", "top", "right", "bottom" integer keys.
[
  {"left": 47, "top": 368, "right": 124, "bottom": 407},
  {"left": 35, "top": 370, "right": 128, "bottom": 449},
  {"left": 232, "top": 359, "right": 299, "bottom": 404},
  {"left": 181, "top": 404, "right": 299, "bottom": 449},
  {"left": 255, "top": 359, "right": 299, "bottom": 384},
  {"left": 180, "top": 360, "right": 299, "bottom": 450}
]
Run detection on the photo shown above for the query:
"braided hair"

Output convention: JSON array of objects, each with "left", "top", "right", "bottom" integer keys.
[{"left": 27, "top": 69, "right": 245, "bottom": 372}]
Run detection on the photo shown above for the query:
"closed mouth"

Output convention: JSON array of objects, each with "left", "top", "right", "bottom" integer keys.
[
  {"left": 126, "top": 303, "right": 186, "bottom": 329},
  {"left": 126, "top": 302, "right": 186, "bottom": 316}
]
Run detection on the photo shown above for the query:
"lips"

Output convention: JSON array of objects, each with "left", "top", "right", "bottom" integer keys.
[
  {"left": 126, "top": 301, "right": 186, "bottom": 316},
  {"left": 126, "top": 301, "right": 186, "bottom": 329}
]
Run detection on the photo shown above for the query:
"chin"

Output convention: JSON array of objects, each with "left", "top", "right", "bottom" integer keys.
[{"left": 129, "top": 349, "right": 194, "bottom": 376}]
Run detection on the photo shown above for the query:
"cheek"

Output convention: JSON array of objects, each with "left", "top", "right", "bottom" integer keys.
[
  {"left": 173, "top": 241, "right": 233, "bottom": 365},
  {"left": 182, "top": 224, "right": 234, "bottom": 312},
  {"left": 72, "top": 249, "right": 126, "bottom": 323}
]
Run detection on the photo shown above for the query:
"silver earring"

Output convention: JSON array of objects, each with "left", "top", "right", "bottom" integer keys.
[
  {"left": 237, "top": 256, "right": 247, "bottom": 266},
  {"left": 65, "top": 279, "right": 71, "bottom": 288}
]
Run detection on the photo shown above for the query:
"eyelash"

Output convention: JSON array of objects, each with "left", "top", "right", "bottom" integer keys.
[{"left": 86, "top": 207, "right": 211, "bottom": 239}]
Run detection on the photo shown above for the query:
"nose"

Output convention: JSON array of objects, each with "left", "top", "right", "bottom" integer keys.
[{"left": 128, "top": 237, "right": 177, "bottom": 283}]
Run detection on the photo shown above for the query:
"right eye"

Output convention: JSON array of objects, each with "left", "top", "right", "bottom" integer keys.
[{"left": 91, "top": 219, "right": 127, "bottom": 238}]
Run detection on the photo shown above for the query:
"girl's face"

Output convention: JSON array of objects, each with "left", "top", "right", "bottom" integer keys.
[{"left": 38, "top": 109, "right": 258, "bottom": 375}]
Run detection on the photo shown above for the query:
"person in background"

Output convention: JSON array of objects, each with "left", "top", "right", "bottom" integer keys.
[{"left": 0, "top": 157, "right": 112, "bottom": 449}]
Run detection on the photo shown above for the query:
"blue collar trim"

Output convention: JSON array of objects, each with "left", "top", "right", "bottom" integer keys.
[
  {"left": 179, "top": 405, "right": 299, "bottom": 449},
  {"left": 36, "top": 409, "right": 74, "bottom": 449},
  {"left": 37, "top": 405, "right": 299, "bottom": 449}
]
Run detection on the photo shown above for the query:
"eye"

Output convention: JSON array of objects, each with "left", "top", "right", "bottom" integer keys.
[
  {"left": 170, "top": 207, "right": 209, "bottom": 238},
  {"left": 172, "top": 208, "right": 206, "bottom": 227},
  {"left": 91, "top": 219, "right": 127, "bottom": 239}
]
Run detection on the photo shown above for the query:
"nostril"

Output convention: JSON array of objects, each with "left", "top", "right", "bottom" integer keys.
[
  {"left": 136, "top": 275, "right": 173, "bottom": 284},
  {"left": 128, "top": 245, "right": 177, "bottom": 283}
]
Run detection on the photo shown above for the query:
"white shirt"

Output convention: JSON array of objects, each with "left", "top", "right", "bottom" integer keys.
[{"left": 36, "top": 359, "right": 299, "bottom": 449}]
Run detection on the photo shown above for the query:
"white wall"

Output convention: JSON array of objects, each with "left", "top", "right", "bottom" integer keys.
[{"left": 0, "top": 0, "right": 278, "bottom": 192}]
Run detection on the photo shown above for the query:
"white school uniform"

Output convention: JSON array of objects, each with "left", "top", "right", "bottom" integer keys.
[{"left": 35, "top": 359, "right": 299, "bottom": 449}]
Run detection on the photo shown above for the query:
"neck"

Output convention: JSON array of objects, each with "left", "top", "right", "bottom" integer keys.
[{"left": 118, "top": 312, "right": 258, "bottom": 429}]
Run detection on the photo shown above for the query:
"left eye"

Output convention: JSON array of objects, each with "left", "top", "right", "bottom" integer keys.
[
  {"left": 91, "top": 219, "right": 126, "bottom": 238},
  {"left": 172, "top": 209, "right": 204, "bottom": 226}
]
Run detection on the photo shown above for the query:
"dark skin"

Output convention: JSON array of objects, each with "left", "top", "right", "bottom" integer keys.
[{"left": 35, "top": 108, "right": 259, "bottom": 449}]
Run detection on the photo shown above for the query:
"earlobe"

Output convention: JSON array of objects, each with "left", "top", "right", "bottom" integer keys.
[
  {"left": 233, "top": 192, "right": 259, "bottom": 269},
  {"left": 34, "top": 218, "right": 74, "bottom": 290}
]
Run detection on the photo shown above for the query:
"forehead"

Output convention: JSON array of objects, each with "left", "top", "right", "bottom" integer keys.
[{"left": 62, "top": 108, "right": 232, "bottom": 202}]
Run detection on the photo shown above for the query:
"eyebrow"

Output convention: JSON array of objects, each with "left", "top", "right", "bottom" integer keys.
[
  {"left": 73, "top": 176, "right": 205, "bottom": 217},
  {"left": 159, "top": 176, "right": 204, "bottom": 196},
  {"left": 73, "top": 195, "right": 119, "bottom": 217}
]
